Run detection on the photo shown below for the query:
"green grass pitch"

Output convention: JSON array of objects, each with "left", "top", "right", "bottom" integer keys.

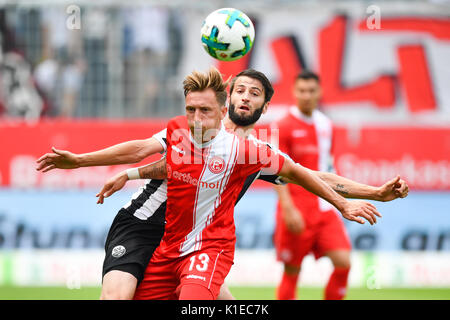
[{"left": 0, "top": 286, "right": 449, "bottom": 300}]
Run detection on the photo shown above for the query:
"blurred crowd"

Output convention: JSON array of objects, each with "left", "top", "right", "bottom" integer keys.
[{"left": 0, "top": 5, "right": 184, "bottom": 120}]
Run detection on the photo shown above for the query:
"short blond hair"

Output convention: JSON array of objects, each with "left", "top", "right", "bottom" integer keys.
[{"left": 183, "top": 67, "right": 229, "bottom": 106}]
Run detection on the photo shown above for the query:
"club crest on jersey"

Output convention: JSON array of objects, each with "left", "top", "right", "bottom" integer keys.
[
  {"left": 112, "top": 245, "right": 126, "bottom": 258},
  {"left": 208, "top": 156, "right": 225, "bottom": 174}
]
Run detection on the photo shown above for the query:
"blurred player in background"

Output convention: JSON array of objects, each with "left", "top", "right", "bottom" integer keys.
[{"left": 273, "top": 70, "right": 362, "bottom": 300}]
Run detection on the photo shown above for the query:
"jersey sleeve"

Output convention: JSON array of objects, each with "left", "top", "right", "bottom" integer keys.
[
  {"left": 257, "top": 173, "right": 287, "bottom": 185},
  {"left": 270, "top": 119, "right": 291, "bottom": 157},
  {"left": 258, "top": 141, "right": 291, "bottom": 184},
  {"left": 237, "top": 138, "right": 286, "bottom": 178},
  {"left": 152, "top": 128, "right": 168, "bottom": 153},
  {"left": 261, "top": 142, "right": 286, "bottom": 175}
]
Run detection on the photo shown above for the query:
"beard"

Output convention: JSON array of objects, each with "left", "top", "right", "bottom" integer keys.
[{"left": 228, "top": 103, "right": 264, "bottom": 127}]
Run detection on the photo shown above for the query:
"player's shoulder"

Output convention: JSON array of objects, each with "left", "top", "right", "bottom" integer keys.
[
  {"left": 272, "top": 107, "right": 297, "bottom": 128},
  {"left": 312, "top": 109, "right": 333, "bottom": 129},
  {"left": 168, "top": 115, "right": 188, "bottom": 126},
  {"left": 244, "top": 135, "right": 288, "bottom": 161},
  {"left": 245, "top": 134, "right": 270, "bottom": 149},
  {"left": 166, "top": 116, "right": 190, "bottom": 145},
  {"left": 167, "top": 115, "right": 188, "bottom": 131},
  {"left": 248, "top": 134, "right": 273, "bottom": 149},
  {"left": 248, "top": 134, "right": 292, "bottom": 160},
  {"left": 236, "top": 135, "right": 264, "bottom": 160},
  {"left": 313, "top": 109, "right": 332, "bottom": 122}
]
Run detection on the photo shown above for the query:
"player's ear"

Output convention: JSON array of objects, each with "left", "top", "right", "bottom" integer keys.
[
  {"left": 262, "top": 101, "right": 270, "bottom": 114},
  {"left": 292, "top": 80, "right": 301, "bottom": 100},
  {"left": 317, "top": 86, "right": 322, "bottom": 99},
  {"left": 220, "top": 105, "right": 228, "bottom": 119}
]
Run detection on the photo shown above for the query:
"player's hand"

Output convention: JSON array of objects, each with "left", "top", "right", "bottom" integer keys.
[
  {"left": 96, "top": 171, "right": 128, "bottom": 204},
  {"left": 36, "top": 147, "right": 80, "bottom": 172},
  {"left": 377, "top": 175, "right": 409, "bottom": 202},
  {"left": 282, "top": 206, "right": 305, "bottom": 234},
  {"left": 340, "top": 200, "right": 381, "bottom": 225}
]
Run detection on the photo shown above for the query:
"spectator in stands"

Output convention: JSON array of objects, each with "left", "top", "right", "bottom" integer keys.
[
  {"left": 0, "top": 8, "right": 43, "bottom": 119},
  {"left": 36, "top": 6, "right": 84, "bottom": 117},
  {"left": 122, "top": 6, "right": 170, "bottom": 117}
]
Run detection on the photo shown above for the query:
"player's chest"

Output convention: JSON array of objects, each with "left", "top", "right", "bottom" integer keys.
[
  {"left": 167, "top": 141, "right": 237, "bottom": 189},
  {"left": 289, "top": 122, "right": 331, "bottom": 159},
  {"left": 289, "top": 124, "right": 318, "bottom": 156}
]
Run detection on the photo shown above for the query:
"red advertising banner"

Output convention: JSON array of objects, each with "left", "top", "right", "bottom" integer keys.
[
  {"left": 0, "top": 120, "right": 449, "bottom": 190},
  {"left": 333, "top": 126, "right": 450, "bottom": 190},
  {"left": 0, "top": 119, "right": 166, "bottom": 189}
]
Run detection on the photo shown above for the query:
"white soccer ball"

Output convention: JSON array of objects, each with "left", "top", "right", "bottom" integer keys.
[{"left": 200, "top": 8, "right": 255, "bottom": 61}]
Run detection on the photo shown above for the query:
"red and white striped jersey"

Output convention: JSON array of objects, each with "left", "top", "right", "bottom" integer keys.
[
  {"left": 273, "top": 106, "right": 336, "bottom": 223},
  {"left": 155, "top": 116, "right": 285, "bottom": 258}
]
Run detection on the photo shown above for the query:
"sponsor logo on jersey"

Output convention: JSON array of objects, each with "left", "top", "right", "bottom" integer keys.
[
  {"left": 173, "top": 145, "right": 185, "bottom": 155},
  {"left": 208, "top": 156, "right": 225, "bottom": 174},
  {"left": 186, "top": 274, "right": 206, "bottom": 281},
  {"left": 112, "top": 245, "right": 126, "bottom": 258},
  {"left": 171, "top": 170, "right": 221, "bottom": 189}
]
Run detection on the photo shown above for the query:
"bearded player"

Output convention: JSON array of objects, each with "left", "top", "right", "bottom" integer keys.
[
  {"left": 273, "top": 70, "right": 369, "bottom": 300},
  {"left": 96, "top": 68, "right": 406, "bottom": 300}
]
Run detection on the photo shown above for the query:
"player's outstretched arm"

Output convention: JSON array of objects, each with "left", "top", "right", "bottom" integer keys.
[
  {"left": 281, "top": 167, "right": 409, "bottom": 201},
  {"left": 278, "top": 160, "right": 381, "bottom": 225},
  {"left": 36, "top": 137, "right": 164, "bottom": 172},
  {"left": 313, "top": 171, "right": 409, "bottom": 201},
  {"left": 96, "top": 157, "right": 168, "bottom": 204}
]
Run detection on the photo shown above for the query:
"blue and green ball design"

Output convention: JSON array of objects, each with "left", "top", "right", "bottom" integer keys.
[{"left": 201, "top": 8, "right": 255, "bottom": 61}]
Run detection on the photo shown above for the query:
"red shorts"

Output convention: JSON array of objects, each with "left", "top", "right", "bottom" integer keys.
[
  {"left": 133, "top": 247, "right": 234, "bottom": 300},
  {"left": 274, "top": 209, "right": 352, "bottom": 266}
]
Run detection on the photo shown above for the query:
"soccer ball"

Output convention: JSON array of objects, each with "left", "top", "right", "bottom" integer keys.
[{"left": 200, "top": 8, "right": 255, "bottom": 61}]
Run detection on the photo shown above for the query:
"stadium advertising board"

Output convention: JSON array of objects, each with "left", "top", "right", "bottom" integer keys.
[
  {"left": 0, "top": 188, "right": 448, "bottom": 287},
  {"left": 0, "top": 188, "right": 448, "bottom": 252},
  {"left": 0, "top": 120, "right": 448, "bottom": 252},
  {"left": 0, "top": 121, "right": 448, "bottom": 190}
]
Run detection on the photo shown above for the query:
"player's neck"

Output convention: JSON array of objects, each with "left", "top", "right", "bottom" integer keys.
[
  {"left": 190, "top": 124, "right": 222, "bottom": 146},
  {"left": 296, "top": 105, "right": 314, "bottom": 118},
  {"left": 223, "top": 116, "right": 255, "bottom": 138}
]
